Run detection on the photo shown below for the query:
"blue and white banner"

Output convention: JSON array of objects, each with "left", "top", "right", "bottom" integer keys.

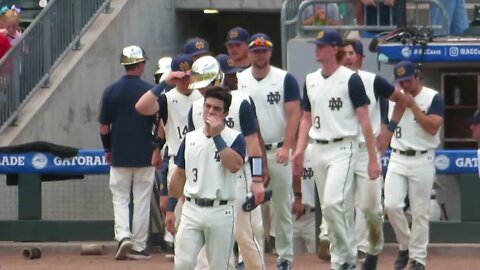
[
  {"left": 381, "top": 150, "right": 478, "bottom": 175},
  {"left": 377, "top": 43, "right": 480, "bottom": 63},
  {"left": 0, "top": 149, "right": 478, "bottom": 175},
  {"left": 0, "top": 150, "right": 109, "bottom": 174}
]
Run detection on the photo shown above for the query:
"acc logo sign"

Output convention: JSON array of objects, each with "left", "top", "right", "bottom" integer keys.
[
  {"left": 401, "top": 47, "right": 411, "bottom": 57},
  {"left": 32, "top": 153, "right": 48, "bottom": 169},
  {"left": 435, "top": 154, "right": 450, "bottom": 171}
]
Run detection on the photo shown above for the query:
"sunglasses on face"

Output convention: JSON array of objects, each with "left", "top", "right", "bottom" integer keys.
[{"left": 248, "top": 40, "right": 273, "bottom": 49}]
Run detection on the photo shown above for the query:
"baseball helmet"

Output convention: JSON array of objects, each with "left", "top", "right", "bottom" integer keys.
[
  {"left": 155, "top": 56, "right": 172, "bottom": 75},
  {"left": 120, "top": 45, "right": 147, "bottom": 66},
  {"left": 188, "top": 55, "right": 224, "bottom": 90}
]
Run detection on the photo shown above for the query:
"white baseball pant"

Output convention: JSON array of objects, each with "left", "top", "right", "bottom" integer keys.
[
  {"left": 293, "top": 209, "right": 316, "bottom": 255},
  {"left": 311, "top": 138, "right": 358, "bottom": 269},
  {"left": 384, "top": 150, "right": 435, "bottom": 266},
  {"left": 354, "top": 145, "right": 384, "bottom": 255},
  {"left": 110, "top": 166, "right": 155, "bottom": 251},
  {"left": 175, "top": 200, "right": 235, "bottom": 270},
  {"left": 266, "top": 148, "right": 294, "bottom": 263}
]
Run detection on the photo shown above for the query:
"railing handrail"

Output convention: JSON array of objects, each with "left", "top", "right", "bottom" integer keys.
[
  {"left": 0, "top": 0, "right": 112, "bottom": 133},
  {"left": 280, "top": 0, "right": 450, "bottom": 68}
]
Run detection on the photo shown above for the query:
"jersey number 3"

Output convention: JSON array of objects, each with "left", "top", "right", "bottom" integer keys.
[
  {"left": 314, "top": 116, "right": 320, "bottom": 129},
  {"left": 192, "top": 168, "right": 198, "bottom": 182}
]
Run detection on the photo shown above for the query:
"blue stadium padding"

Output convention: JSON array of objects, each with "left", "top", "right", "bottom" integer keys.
[{"left": 0, "top": 149, "right": 477, "bottom": 175}]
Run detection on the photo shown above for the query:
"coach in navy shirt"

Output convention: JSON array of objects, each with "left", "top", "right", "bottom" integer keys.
[{"left": 98, "top": 45, "right": 155, "bottom": 261}]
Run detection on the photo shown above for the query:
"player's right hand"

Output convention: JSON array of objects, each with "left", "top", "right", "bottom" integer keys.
[
  {"left": 368, "top": 160, "right": 382, "bottom": 180},
  {"left": 165, "top": 71, "right": 189, "bottom": 85},
  {"left": 291, "top": 150, "right": 305, "bottom": 176},
  {"left": 165, "top": 211, "right": 176, "bottom": 236},
  {"left": 251, "top": 182, "right": 265, "bottom": 205}
]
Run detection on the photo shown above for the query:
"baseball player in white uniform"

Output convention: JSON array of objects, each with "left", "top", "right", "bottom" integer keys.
[
  {"left": 135, "top": 53, "right": 203, "bottom": 257},
  {"left": 237, "top": 33, "right": 301, "bottom": 270},
  {"left": 384, "top": 61, "right": 444, "bottom": 270},
  {"left": 189, "top": 55, "right": 266, "bottom": 270},
  {"left": 292, "top": 143, "right": 317, "bottom": 255},
  {"left": 292, "top": 29, "right": 381, "bottom": 270},
  {"left": 342, "top": 39, "right": 407, "bottom": 270},
  {"left": 165, "top": 86, "right": 246, "bottom": 270}
]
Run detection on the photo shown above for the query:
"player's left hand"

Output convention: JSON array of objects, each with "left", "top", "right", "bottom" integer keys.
[
  {"left": 165, "top": 211, "right": 176, "bottom": 235},
  {"left": 368, "top": 159, "right": 382, "bottom": 180},
  {"left": 276, "top": 147, "right": 289, "bottom": 165},
  {"left": 292, "top": 197, "right": 305, "bottom": 220},
  {"left": 251, "top": 182, "right": 265, "bottom": 205},
  {"left": 206, "top": 115, "right": 224, "bottom": 137},
  {"left": 376, "top": 129, "right": 393, "bottom": 156}
]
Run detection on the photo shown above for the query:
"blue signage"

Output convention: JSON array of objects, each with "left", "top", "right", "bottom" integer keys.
[
  {"left": 0, "top": 149, "right": 478, "bottom": 175},
  {"left": 377, "top": 43, "right": 480, "bottom": 63}
]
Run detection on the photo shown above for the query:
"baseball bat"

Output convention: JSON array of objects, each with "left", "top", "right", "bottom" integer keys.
[{"left": 22, "top": 247, "right": 41, "bottom": 259}]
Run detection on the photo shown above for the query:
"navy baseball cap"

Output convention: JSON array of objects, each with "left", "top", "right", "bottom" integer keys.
[
  {"left": 469, "top": 109, "right": 480, "bottom": 124},
  {"left": 248, "top": 33, "right": 273, "bottom": 51},
  {"left": 394, "top": 61, "right": 417, "bottom": 82},
  {"left": 171, "top": 53, "right": 193, "bottom": 72},
  {"left": 310, "top": 29, "right": 342, "bottom": 46},
  {"left": 353, "top": 40, "right": 364, "bottom": 56},
  {"left": 225, "top": 27, "right": 250, "bottom": 45},
  {"left": 183, "top": 37, "right": 210, "bottom": 57},
  {"left": 216, "top": 54, "right": 240, "bottom": 75}
]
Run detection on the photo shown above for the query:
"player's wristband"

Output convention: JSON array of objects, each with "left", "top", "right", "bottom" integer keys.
[
  {"left": 166, "top": 197, "right": 178, "bottom": 212},
  {"left": 387, "top": 120, "right": 398, "bottom": 133},
  {"left": 100, "top": 133, "right": 111, "bottom": 152},
  {"left": 152, "top": 136, "right": 166, "bottom": 149},
  {"left": 151, "top": 81, "right": 167, "bottom": 97},
  {"left": 294, "top": 192, "right": 302, "bottom": 198},
  {"left": 213, "top": 135, "right": 228, "bottom": 152},
  {"left": 249, "top": 157, "right": 263, "bottom": 178}
]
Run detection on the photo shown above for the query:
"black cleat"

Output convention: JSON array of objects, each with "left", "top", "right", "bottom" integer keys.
[
  {"left": 115, "top": 237, "right": 132, "bottom": 260},
  {"left": 337, "top": 262, "right": 356, "bottom": 270},
  {"left": 409, "top": 260, "right": 425, "bottom": 270},
  {"left": 362, "top": 254, "right": 378, "bottom": 270},
  {"left": 394, "top": 249, "right": 409, "bottom": 270},
  {"left": 357, "top": 250, "right": 367, "bottom": 263}
]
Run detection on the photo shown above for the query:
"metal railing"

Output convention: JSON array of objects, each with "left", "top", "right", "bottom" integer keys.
[
  {"left": 0, "top": 0, "right": 112, "bottom": 132},
  {"left": 280, "top": 0, "right": 449, "bottom": 68}
]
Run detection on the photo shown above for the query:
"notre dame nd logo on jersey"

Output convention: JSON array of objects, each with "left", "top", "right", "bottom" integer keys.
[
  {"left": 328, "top": 97, "right": 343, "bottom": 111},
  {"left": 301, "top": 167, "right": 314, "bottom": 180},
  {"left": 267, "top": 91, "right": 281, "bottom": 104},
  {"left": 225, "top": 117, "right": 235, "bottom": 128}
]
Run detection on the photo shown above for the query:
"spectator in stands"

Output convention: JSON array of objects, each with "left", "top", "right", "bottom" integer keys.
[
  {"left": 301, "top": 2, "right": 341, "bottom": 26},
  {"left": 0, "top": 5, "right": 22, "bottom": 45},
  {"left": 431, "top": 0, "right": 469, "bottom": 36},
  {"left": 357, "top": 0, "right": 397, "bottom": 36}
]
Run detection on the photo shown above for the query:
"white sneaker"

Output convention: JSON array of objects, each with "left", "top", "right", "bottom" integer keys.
[{"left": 115, "top": 238, "right": 132, "bottom": 260}]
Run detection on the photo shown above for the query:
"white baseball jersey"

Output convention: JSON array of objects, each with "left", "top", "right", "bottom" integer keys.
[
  {"left": 305, "top": 66, "right": 360, "bottom": 140},
  {"left": 189, "top": 91, "right": 251, "bottom": 133},
  {"left": 160, "top": 88, "right": 202, "bottom": 156},
  {"left": 357, "top": 70, "right": 381, "bottom": 143},
  {"left": 390, "top": 87, "right": 441, "bottom": 151},
  {"left": 237, "top": 66, "right": 287, "bottom": 144},
  {"left": 178, "top": 128, "right": 243, "bottom": 200}
]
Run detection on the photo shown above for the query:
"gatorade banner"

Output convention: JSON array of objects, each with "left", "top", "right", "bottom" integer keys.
[{"left": 0, "top": 149, "right": 477, "bottom": 175}]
